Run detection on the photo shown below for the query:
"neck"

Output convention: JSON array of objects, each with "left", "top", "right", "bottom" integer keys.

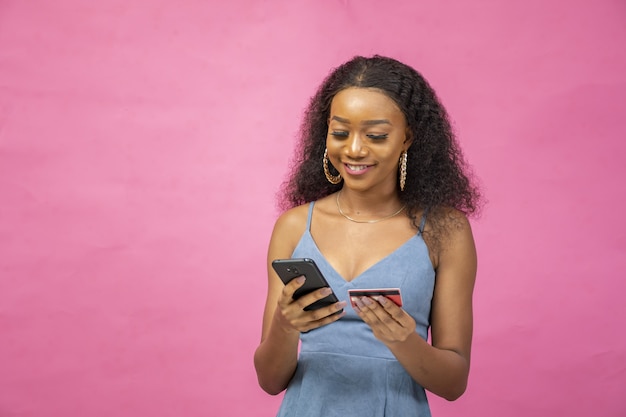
[
  {"left": 336, "top": 189, "right": 405, "bottom": 223},
  {"left": 338, "top": 188, "right": 401, "bottom": 213}
]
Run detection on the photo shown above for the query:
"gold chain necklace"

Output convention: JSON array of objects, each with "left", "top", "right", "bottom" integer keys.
[{"left": 335, "top": 191, "right": 406, "bottom": 224}]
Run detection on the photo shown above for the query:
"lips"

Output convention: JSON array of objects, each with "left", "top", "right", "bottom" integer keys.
[
  {"left": 347, "top": 164, "right": 368, "bottom": 171},
  {"left": 344, "top": 163, "right": 373, "bottom": 175}
]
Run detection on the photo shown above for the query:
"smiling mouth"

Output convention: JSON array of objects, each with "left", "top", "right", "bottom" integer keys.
[{"left": 346, "top": 164, "right": 371, "bottom": 171}]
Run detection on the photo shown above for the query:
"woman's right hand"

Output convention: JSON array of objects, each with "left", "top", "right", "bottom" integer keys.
[{"left": 274, "top": 276, "right": 346, "bottom": 333}]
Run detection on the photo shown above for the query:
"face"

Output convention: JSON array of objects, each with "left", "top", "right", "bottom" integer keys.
[{"left": 326, "top": 87, "right": 411, "bottom": 193}]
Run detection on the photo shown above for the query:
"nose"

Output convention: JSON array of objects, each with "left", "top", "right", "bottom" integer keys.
[{"left": 345, "top": 133, "right": 367, "bottom": 158}]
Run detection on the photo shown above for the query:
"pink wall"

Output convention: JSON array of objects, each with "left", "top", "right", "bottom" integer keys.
[{"left": 1, "top": 1, "right": 625, "bottom": 416}]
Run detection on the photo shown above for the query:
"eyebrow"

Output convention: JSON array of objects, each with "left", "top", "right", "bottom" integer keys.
[{"left": 330, "top": 116, "right": 392, "bottom": 126}]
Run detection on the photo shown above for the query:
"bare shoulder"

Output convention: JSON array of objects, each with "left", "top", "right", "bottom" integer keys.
[
  {"left": 422, "top": 207, "right": 475, "bottom": 267},
  {"left": 269, "top": 203, "right": 311, "bottom": 256},
  {"left": 440, "top": 207, "right": 473, "bottom": 236},
  {"left": 274, "top": 204, "right": 310, "bottom": 235},
  {"left": 435, "top": 208, "right": 477, "bottom": 280}
]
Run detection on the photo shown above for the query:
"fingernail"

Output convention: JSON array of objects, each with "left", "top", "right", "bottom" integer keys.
[
  {"left": 296, "top": 276, "right": 305, "bottom": 284},
  {"left": 362, "top": 297, "right": 373, "bottom": 305},
  {"left": 321, "top": 287, "right": 332, "bottom": 295},
  {"left": 374, "top": 296, "right": 387, "bottom": 305}
]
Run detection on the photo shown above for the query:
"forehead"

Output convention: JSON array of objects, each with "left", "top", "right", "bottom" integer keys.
[{"left": 330, "top": 87, "right": 404, "bottom": 121}]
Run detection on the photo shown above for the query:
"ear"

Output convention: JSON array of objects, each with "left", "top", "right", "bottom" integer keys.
[{"left": 403, "top": 128, "right": 414, "bottom": 150}]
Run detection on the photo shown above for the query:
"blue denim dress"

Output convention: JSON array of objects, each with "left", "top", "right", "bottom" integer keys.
[{"left": 276, "top": 202, "right": 435, "bottom": 417}]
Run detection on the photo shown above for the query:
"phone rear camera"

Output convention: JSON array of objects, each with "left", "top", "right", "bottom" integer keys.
[{"left": 288, "top": 267, "right": 299, "bottom": 275}]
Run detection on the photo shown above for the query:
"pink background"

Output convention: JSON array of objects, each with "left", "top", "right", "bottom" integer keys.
[{"left": 1, "top": 0, "right": 625, "bottom": 416}]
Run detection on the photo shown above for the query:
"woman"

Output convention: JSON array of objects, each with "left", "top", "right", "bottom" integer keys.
[{"left": 254, "top": 55, "right": 481, "bottom": 417}]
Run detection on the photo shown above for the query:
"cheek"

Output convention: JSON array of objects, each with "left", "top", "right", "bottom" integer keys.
[
  {"left": 325, "top": 141, "right": 342, "bottom": 166},
  {"left": 326, "top": 139, "right": 342, "bottom": 154}
]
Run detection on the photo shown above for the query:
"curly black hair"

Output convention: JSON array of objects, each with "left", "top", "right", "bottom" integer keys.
[{"left": 279, "top": 55, "right": 481, "bottom": 238}]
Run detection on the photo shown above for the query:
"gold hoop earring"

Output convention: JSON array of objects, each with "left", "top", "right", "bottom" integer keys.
[
  {"left": 399, "top": 151, "right": 408, "bottom": 191},
  {"left": 323, "top": 148, "right": 342, "bottom": 184}
]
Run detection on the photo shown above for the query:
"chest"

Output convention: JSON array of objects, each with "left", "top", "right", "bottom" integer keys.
[{"left": 311, "top": 219, "right": 417, "bottom": 282}]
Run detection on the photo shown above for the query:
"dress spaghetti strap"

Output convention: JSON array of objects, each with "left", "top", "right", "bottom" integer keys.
[
  {"left": 418, "top": 208, "right": 429, "bottom": 235},
  {"left": 305, "top": 202, "right": 315, "bottom": 231}
]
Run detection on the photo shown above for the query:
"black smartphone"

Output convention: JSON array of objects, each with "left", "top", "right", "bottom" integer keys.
[{"left": 271, "top": 258, "right": 341, "bottom": 311}]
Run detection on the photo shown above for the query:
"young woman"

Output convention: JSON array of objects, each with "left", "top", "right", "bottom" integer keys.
[{"left": 254, "top": 55, "right": 481, "bottom": 417}]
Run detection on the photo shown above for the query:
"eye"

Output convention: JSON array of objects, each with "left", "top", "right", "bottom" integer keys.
[
  {"left": 330, "top": 131, "right": 349, "bottom": 138},
  {"left": 367, "top": 133, "right": 388, "bottom": 140}
]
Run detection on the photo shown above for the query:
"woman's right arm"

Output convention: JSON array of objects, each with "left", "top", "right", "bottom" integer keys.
[
  {"left": 253, "top": 210, "right": 302, "bottom": 395},
  {"left": 253, "top": 208, "right": 346, "bottom": 395}
]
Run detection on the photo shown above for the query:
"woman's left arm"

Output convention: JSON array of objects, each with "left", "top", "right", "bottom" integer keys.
[{"left": 353, "top": 214, "right": 477, "bottom": 400}]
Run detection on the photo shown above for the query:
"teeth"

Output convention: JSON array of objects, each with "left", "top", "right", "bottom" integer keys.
[{"left": 347, "top": 164, "right": 367, "bottom": 171}]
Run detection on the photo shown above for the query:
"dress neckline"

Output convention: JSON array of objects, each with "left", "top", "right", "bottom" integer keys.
[{"left": 305, "top": 229, "right": 418, "bottom": 284}]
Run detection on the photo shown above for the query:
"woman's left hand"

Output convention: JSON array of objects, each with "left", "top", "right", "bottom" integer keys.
[{"left": 352, "top": 296, "right": 416, "bottom": 344}]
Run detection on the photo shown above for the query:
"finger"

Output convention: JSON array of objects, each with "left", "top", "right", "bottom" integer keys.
[
  {"left": 357, "top": 297, "right": 402, "bottom": 330},
  {"left": 288, "top": 300, "right": 346, "bottom": 332},
  {"left": 307, "top": 300, "right": 347, "bottom": 321},
  {"left": 294, "top": 286, "right": 334, "bottom": 311},
  {"left": 374, "top": 296, "right": 412, "bottom": 326},
  {"left": 352, "top": 297, "right": 380, "bottom": 323},
  {"left": 286, "top": 275, "right": 306, "bottom": 292},
  {"left": 280, "top": 276, "right": 306, "bottom": 305},
  {"left": 300, "top": 308, "right": 346, "bottom": 332},
  {"left": 368, "top": 297, "right": 405, "bottom": 327}
]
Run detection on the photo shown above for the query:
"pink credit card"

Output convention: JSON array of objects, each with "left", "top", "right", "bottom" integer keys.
[{"left": 348, "top": 288, "right": 403, "bottom": 307}]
